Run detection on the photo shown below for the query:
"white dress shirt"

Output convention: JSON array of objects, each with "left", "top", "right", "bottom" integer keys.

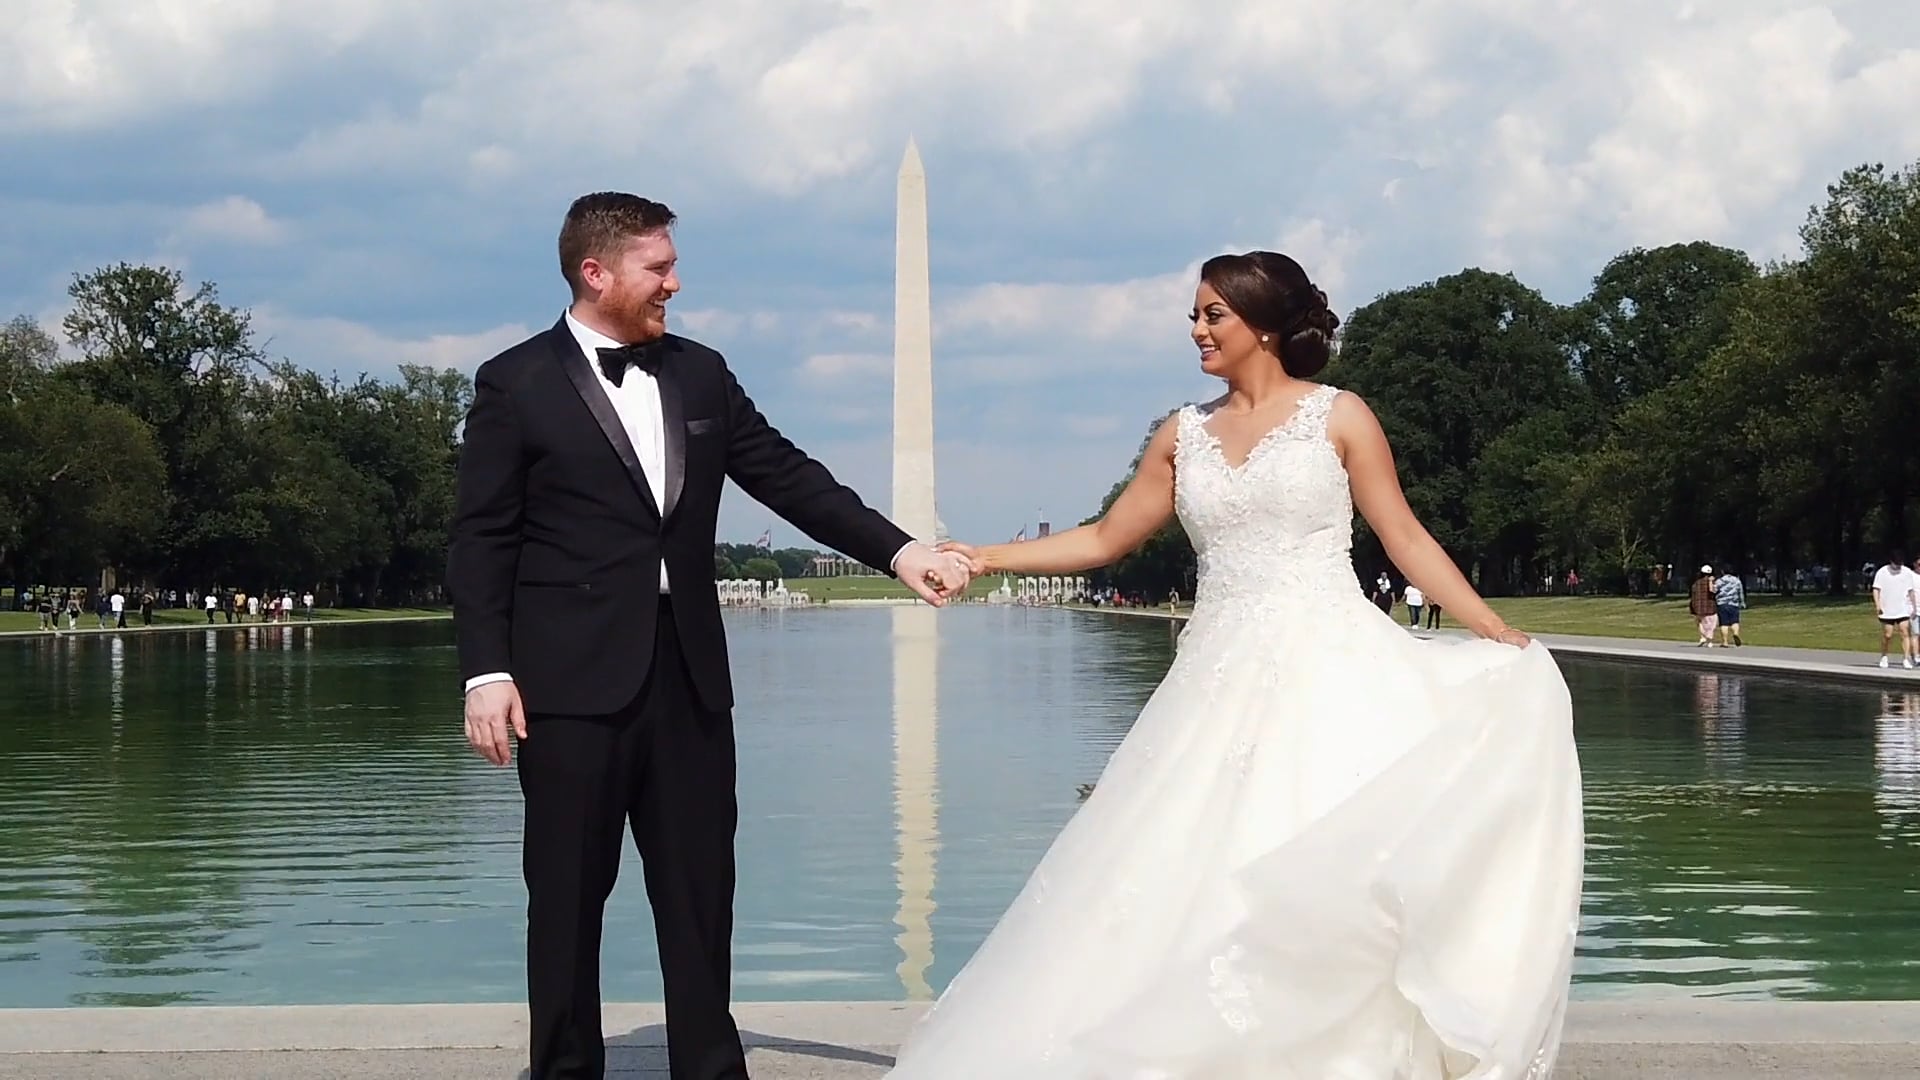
[
  {"left": 566, "top": 311, "right": 673, "bottom": 593},
  {"left": 465, "top": 312, "right": 922, "bottom": 697}
]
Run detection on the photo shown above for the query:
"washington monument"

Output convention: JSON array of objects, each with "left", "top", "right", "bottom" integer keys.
[{"left": 891, "top": 138, "right": 941, "bottom": 542}]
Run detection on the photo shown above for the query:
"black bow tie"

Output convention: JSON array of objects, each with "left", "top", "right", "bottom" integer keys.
[{"left": 596, "top": 343, "right": 661, "bottom": 387}]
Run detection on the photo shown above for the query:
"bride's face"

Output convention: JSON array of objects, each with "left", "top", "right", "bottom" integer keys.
[{"left": 1189, "top": 281, "right": 1266, "bottom": 377}]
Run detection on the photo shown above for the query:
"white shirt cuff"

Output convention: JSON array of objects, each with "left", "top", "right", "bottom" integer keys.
[
  {"left": 464, "top": 672, "right": 514, "bottom": 695},
  {"left": 889, "top": 540, "right": 920, "bottom": 573}
]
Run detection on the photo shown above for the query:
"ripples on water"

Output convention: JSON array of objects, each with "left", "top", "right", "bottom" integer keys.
[{"left": 0, "top": 613, "right": 1916, "bottom": 1006}]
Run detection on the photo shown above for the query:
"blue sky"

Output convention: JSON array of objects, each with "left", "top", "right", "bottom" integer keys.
[{"left": 4, "top": 1, "right": 1917, "bottom": 549}]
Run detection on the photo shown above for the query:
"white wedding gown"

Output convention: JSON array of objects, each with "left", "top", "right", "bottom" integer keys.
[{"left": 886, "top": 384, "right": 1584, "bottom": 1079}]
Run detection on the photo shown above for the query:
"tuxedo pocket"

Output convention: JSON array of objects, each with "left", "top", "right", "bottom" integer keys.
[{"left": 685, "top": 417, "right": 720, "bottom": 436}]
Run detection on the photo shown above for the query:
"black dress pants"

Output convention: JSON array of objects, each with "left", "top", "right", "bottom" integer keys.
[{"left": 517, "top": 598, "right": 746, "bottom": 1080}]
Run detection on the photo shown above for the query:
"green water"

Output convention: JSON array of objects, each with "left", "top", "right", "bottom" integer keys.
[{"left": 0, "top": 609, "right": 1915, "bottom": 1007}]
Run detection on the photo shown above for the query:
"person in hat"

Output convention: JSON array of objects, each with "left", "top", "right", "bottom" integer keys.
[{"left": 1688, "top": 564, "right": 1719, "bottom": 646}]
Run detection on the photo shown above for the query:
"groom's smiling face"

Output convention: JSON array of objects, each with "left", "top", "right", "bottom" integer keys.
[{"left": 591, "top": 229, "right": 680, "bottom": 343}]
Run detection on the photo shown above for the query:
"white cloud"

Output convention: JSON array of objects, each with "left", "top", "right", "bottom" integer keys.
[
  {"left": 937, "top": 266, "right": 1197, "bottom": 346},
  {"left": 8, "top": 1, "right": 1916, "bottom": 267},
  {"left": 0, "top": 0, "right": 394, "bottom": 132},
  {"left": 171, "top": 196, "right": 287, "bottom": 246},
  {"left": 673, "top": 307, "right": 782, "bottom": 340},
  {"left": 1471, "top": 3, "right": 1920, "bottom": 266},
  {"left": 252, "top": 307, "right": 530, "bottom": 373},
  {"left": 799, "top": 352, "right": 891, "bottom": 381},
  {"left": 1274, "top": 218, "right": 1362, "bottom": 306},
  {"left": 823, "top": 311, "right": 884, "bottom": 338}
]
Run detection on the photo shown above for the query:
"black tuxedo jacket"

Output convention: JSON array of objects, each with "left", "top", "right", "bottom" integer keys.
[{"left": 446, "top": 319, "right": 914, "bottom": 716}]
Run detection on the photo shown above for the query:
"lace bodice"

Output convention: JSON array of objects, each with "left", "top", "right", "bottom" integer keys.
[{"left": 1173, "top": 383, "right": 1357, "bottom": 611}]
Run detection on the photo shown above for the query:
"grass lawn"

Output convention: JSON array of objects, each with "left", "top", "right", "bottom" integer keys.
[
  {"left": 0, "top": 606, "right": 449, "bottom": 635},
  {"left": 5, "top": 588, "right": 1888, "bottom": 653},
  {"left": 1431, "top": 594, "right": 1883, "bottom": 651}
]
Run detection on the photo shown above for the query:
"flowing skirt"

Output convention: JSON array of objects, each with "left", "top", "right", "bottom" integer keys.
[{"left": 885, "top": 593, "right": 1584, "bottom": 1079}]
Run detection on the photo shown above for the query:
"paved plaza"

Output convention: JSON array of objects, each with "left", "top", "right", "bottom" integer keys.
[{"left": 1, "top": 1000, "right": 1918, "bottom": 1077}]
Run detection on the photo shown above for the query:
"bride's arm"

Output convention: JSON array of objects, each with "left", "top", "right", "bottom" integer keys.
[
  {"left": 952, "top": 413, "right": 1179, "bottom": 576},
  {"left": 1330, "top": 392, "right": 1519, "bottom": 642}
]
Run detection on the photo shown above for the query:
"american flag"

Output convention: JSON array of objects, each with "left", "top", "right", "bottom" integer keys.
[{"left": 756, "top": 528, "right": 773, "bottom": 549}]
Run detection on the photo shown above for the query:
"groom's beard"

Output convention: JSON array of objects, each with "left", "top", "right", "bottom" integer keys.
[{"left": 603, "top": 284, "right": 669, "bottom": 343}]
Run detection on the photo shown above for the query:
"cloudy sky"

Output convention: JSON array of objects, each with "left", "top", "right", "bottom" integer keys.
[{"left": 5, "top": 1, "right": 1918, "bottom": 548}]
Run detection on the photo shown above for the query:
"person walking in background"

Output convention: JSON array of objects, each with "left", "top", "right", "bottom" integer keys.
[
  {"left": 1714, "top": 567, "right": 1747, "bottom": 647},
  {"left": 1370, "top": 569, "right": 1394, "bottom": 614},
  {"left": 1911, "top": 555, "right": 1920, "bottom": 656},
  {"left": 1403, "top": 582, "right": 1425, "bottom": 627},
  {"left": 1871, "top": 551, "right": 1918, "bottom": 669},
  {"left": 1689, "top": 565, "right": 1719, "bottom": 646}
]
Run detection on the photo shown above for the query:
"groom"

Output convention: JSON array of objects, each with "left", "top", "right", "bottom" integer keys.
[{"left": 447, "top": 192, "right": 968, "bottom": 1080}]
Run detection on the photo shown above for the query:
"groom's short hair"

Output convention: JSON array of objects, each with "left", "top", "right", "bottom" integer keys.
[{"left": 559, "top": 192, "right": 677, "bottom": 297}]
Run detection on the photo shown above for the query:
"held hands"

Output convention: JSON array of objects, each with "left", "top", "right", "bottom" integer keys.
[
  {"left": 465, "top": 681, "right": 527, "bottom": 765},
  {"left": 936, "top": 541, "right": 987, "bottom": 577},
  {"left": 895, "top": 542, "right": 975, "bottom": 607}
]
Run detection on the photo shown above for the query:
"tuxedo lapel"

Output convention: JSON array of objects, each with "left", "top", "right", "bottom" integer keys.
[
  {"left": 656, "top": 340, "right": 687, "bottom": 521},
  {"left": 546, "top": 323, "right": 662, "bottom": 523}
]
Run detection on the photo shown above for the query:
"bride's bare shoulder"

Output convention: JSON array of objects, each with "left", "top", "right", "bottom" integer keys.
[{"left": 1189, "top": 394, "right": 1230, "bottom": 420}]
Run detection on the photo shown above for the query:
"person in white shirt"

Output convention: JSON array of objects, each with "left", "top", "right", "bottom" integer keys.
[
  {"left": 204, "top": 591, "right": 219, "bottom": 623},
  {"left": 1403, "top": 582, "right": 1425, "bottom": 628},
  {"left": 109, "top": 590, "right": 125, "bottom": 629},
  {"left": 1871, "top": 551, "right": 1919, "bottom": 669}
]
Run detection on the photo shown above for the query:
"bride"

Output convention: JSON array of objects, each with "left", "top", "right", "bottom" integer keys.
[{"left": 889, "top": 252, "right": 1585, "bottom": 1078}]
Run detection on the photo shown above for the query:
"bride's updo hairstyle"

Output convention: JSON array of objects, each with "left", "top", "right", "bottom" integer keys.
[{"left": 1199, "top": 251, "right": 1340, "bottom": 378}]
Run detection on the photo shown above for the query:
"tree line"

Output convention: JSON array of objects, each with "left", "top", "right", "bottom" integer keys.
[
  {"left": 1088, "top": 158, "right": 1920, "bottom": 600},
  {"left": 10, "top": 156, "right": 1914, "bottom": 606},
  {"left": 0, "top": 267, "right": 842, "bottom": 607},
  {"left": 2, "top": 265, "right": 469, "bottom": 606}
]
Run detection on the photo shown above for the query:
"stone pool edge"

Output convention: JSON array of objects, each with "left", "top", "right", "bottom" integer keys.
[{"left": 2, "top": 1000, "right": 1919, "bottom": 1054}]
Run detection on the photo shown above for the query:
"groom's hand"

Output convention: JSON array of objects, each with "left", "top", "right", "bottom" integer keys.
[
  {"left": 465, "top": 681, "right": 527, "bottom": 766},
  {"left": 894, "top": 542, "right": 970, "bottom": 607}
]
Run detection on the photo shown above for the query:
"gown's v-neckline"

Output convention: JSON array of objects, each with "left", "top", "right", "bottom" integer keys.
[{"left": 1192, "top": 384, "right": 1331, "bottom": 473}]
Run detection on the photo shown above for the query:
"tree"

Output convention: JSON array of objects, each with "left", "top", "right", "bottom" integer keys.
[
  {"left": 1328, "top": 269, "right": 1582, "bottom": 592},
  {"left": 0, "top": 319, "right": 167, "bottom": 581},
  {"left": 1796, "top": 162, "right": 1920, "bottom": 561},
  {"left": 1571, "top": 242, "right": 1757, "bottom": 418},
  {"left": 1080, "top": 410, "right": 1194, "bottom": 601},
  {"left": 58, "top": 264, "right": 261, "bottom": 582}
]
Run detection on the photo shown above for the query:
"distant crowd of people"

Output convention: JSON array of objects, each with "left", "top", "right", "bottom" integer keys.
[{"left": 17, "top": 586, "right": 318, "bottom": 631}]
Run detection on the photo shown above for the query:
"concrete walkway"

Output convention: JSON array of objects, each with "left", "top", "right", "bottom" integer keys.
[
  {"left": 1, "top": 1000, "right": 1916, "bottom": 1077},
  {"left": 1077, "top": 605, "right": 1920, "bottom": 688},
  {"left": 1519, "top": 629, "right": 1920, "bottom": 687}
]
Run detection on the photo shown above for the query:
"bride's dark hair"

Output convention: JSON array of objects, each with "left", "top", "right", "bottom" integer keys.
[{"left": 1199, "top": 251, "right": 1339, "bottom": 378}]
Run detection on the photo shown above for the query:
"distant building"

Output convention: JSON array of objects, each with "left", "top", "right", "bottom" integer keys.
[{"left": 810, "top": 553, "right": 882, "bottom": 577}]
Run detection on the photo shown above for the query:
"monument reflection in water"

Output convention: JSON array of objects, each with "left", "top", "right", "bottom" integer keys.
[{"left": 891, "top": 604, "right": 940, "bottom": 1000}]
